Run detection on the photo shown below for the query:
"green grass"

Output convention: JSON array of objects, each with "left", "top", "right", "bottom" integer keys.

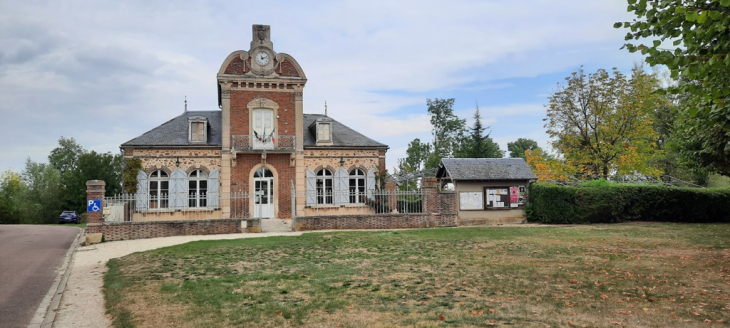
[
  {"left": 105, "top": 224, "right": 730, "bottom": 327},
  {"left": 58, "top": 223, "right": 87, "bottom": 229},
  {"left": 104, "top": 259, "right": 135, "bottom": 328}
]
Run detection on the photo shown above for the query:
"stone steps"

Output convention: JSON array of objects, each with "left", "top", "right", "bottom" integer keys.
[{"left": 260, "top": 218, "right": 292, "bottom": 232}]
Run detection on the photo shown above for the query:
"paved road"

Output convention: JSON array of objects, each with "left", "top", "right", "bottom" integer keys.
[{"left": 0, "top": 225, "right": 79, "bottom": 328}]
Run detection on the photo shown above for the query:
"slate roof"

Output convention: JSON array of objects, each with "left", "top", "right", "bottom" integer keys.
[
  {"left": 121, "top": 111, "right": 222, "bottom": 147},
  {"left": 120, "top": 111, "right": 387, "bottom": 149},
  {"left": 302, "top": 114, "right": 388, "bottom": 149},
  {"left": 437, "top": 158, "right": 537, "bottom": 181}
]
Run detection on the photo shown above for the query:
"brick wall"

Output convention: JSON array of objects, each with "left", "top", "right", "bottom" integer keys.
[
  {"left": 438, "top": 191, "right": 457, "bottom": 214},
  {"left": 279, "top": 59, "right": 301, "bottom": 77},
  {"left": 224, "top": 56, "right": 249, "bottom": 75},
  {"left": 296, "top": 213, "right": 457, "bottom": 231},
  {"left": 230, "top": 90, "right": 296, "bottom": 137},
  {"left": 231, "top": 153, "right": 294, "bottom": 218},
  {"left": 87, "top": 218, "right": 256, "bottom": 241},
  {"left": 295, "top": 184, "right": 457, "bottom": 231}
]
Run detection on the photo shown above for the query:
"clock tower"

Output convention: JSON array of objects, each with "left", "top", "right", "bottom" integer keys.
[{"left": 216, "top": 24, "right": 307, "bottom": 220}]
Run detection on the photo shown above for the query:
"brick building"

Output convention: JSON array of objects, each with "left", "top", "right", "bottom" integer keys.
[{"left": 121, "top": 25, "right": 388, "bottom": 222}]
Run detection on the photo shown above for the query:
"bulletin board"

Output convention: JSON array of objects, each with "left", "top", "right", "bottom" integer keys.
[
  {"left": 459, "top": 192, "right": 484, "bottom": 210},
  {"left": 485, "top": 187, "right": 511, "bottom": 209}
]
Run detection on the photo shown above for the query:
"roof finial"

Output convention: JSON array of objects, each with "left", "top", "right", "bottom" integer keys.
[
  {"left": 325, "top": 101, "right": 328, "bottom": 117},
  {"left": 184, "top": 96, "right": 188, "bottom": 113}
]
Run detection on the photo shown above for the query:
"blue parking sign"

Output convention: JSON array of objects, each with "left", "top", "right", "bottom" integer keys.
[{"left": 88, "top": 200, "right": 101, "bottom": 212}]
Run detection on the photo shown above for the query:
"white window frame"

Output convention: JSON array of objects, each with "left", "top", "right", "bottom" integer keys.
[
  {"left": 188, "top": 116, "right": 208, "bottom": 143},
  {"left": 349, "top": 169, "right": 366, "bottom": 204},
  {"left": 148, "top": 170, "right": 169, "bottom": 209},
  {"left": 188, "top": 170, "right": 208, "bottom": 208},
  {"left": 252, "top": 108, "right": 274, "bottom": 141},
  {"left": 316, "top": 122, "right": 331, "bottom": 142},
  {"left": 316, "top": 169, "right": 333, "bottom": 205}
]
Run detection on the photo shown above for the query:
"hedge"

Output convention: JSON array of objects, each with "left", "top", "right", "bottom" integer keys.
[{"left": 527, "top": 183, "right": 730, "bottom": 224}]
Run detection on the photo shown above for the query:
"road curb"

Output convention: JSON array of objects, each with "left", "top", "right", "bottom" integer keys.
[{"left": 27, "top": 227, "right": 84, "bottom": 328}]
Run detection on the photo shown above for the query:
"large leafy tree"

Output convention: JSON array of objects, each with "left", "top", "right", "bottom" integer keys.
[
  {"left": 0, "top": 170, "right": 26, "bottom": 224},
  {"left": 507, "top": 138, "right": 540, "bottom": 160},
  {"left": 453, "top": 105, "right": 503, "bottom": 158},
  {"left": 49, "top": 137, "right": 86, "bottom": 175},
  {"left": 617, "top": 0, "right": 730, "bottom": 176},
  {"left": 424, "top": 98, "right": 466, "bottom": 169},
  {"left": 21, "top": 159, "right": 62, "bottom": 224},
  {"left": 397, "top": 138, "right": 431, "bottom": 173},
  {"left": 63, "top": 151, "right": 124, "bottom": 213},
  {"left": 48, "top": 137, "right": 124, "bottom": 212},
  {"left": 525, "top": 149, "right": 575, "bottom": 182},
  {"left": 545, "top": 67, "right": 665, "bottom": 176}
]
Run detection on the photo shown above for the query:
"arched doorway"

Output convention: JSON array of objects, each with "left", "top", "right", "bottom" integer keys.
[{"left": 253, "top": 167, "right": 274, "bottom": 218}]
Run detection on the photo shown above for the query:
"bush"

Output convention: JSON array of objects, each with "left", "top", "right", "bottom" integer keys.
[
  {"left": 528, "top": 183, "right": 730, "bottom": 224},
  {"left": 527, "top": 184, "right": 579, "bottom": 224}
]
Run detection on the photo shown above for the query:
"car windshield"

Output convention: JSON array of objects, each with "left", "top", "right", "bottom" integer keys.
[{"left": 62, "top": 211, "right": 75, "bottom": 214}]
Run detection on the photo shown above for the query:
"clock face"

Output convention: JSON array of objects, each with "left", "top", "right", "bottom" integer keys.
[{"left": 255, "top": 52, "right": 269, "bottom": 65}]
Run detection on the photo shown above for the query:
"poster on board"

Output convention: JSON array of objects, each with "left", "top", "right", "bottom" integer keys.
[{"left": 510, "top": 187, "right": 519, "bottom": 203}]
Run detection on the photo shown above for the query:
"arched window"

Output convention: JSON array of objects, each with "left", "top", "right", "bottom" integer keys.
[
  {"left": 316, "top": 169, "right": 333, "bottom": 204},
  {"left": 149, "top": 170, "right": 169, "bottom": 209},
  {"left": 188, "top": 170, "right": 208, "bottom": 208},
  {"left": 349, "top": 169, "right": 365, "bottom": 203},
  {"left": 254, "top": 167, "right": 274, "bottom": 178}
]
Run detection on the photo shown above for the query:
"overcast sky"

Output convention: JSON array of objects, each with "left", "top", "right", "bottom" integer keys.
[{"left": 0, "top": 0, "right": 645, "bottom": 173}]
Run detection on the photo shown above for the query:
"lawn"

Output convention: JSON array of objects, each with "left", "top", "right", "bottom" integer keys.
[{"left": 104, "top": 224, "right": 730, "bottom": 327}]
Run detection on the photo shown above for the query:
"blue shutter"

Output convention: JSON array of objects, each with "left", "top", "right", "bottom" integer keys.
[
  {"left": 207, "top": 169, "right": 220, "bottom": 208},
  {"left": 135, "top": 170, "right": 148, "bottom": 211},
  {"left": 169, "top": 169, "right": 188, "bottom": 209},
  {"left": 334, "top": 168, "right": 348, "bottom": 205},
  {"left": 366, "top": 168, "right": 376, "bottom": 198},
  {"left": 306, "top": 168, "right": 316, "bottom": 206}
]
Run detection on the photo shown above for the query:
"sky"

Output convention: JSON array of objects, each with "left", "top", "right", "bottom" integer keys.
[{"left": 0, "top": 0, "right": 647, "bottom": 173}]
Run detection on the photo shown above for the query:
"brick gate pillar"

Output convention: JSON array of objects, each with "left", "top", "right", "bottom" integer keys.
[
  {"left": 422, "top": 177, "right": 439, "bottom": 214},
  {"left": 86, "top": 180, "right": 106, "bottom": 224}
]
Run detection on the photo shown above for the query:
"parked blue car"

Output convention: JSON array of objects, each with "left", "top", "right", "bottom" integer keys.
[{"left": 59, "top": 211, "right": 80, "bottom": 224}]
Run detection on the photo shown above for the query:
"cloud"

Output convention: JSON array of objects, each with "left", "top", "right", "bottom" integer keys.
[{"left": 0, "top": 0, "right": 643, "bottom": 172}]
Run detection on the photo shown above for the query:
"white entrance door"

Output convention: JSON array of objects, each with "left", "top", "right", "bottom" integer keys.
[{"left": 254, "top": 168, "right": 274, "bottom": 218}]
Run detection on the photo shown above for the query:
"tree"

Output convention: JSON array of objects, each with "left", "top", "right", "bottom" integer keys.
[
  {"left": 21, "top": 159, "right": 62, "bottom": 224},
  {"left": 424, "top": 98, "right": 466, "bottom": 169},
  {"left": 507, "top": 138, "right": 540, "bottom": 160},
  {"left": 398, "top": 138, "right": 431, "bottom": 173},
  {"left": 453, "top": 105, "right": 503, "bottom": 158},
  {"left": 0, "top": 170, "right": 26, "bottom": 224},
  {"left": 63, "top": 151, "right": 124, "bottom": 213},
  {"left": 617, "top": 0, "right": 730, "bottom": 176},
  {"left": 49, "top": 137, "right": 86, "bottom": 175},
  {"left": 525, "top": 149, "right": 575, "bottom": 182},
  {"left": 544, "top": 67, "right": 665, "bottom": 176}
]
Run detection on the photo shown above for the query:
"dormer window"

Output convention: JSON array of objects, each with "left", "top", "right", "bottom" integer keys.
[
  {"left": 310, "top": 117, "right": 333, "bottom": 146},
  {"left": 188, "top": 116, "right": 208, "bottom": 143},
  {"left": 317, "top": 122, "right": 331, "bottom": 142}
]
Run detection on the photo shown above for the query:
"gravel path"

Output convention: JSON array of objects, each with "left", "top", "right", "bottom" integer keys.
[{"left": 52, "top": 231, "right": 301, "bottom": 328}]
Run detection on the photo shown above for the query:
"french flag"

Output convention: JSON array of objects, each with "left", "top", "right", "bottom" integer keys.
[{"left": 269, "top": 128, "right": 276, "bottom": 144}]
